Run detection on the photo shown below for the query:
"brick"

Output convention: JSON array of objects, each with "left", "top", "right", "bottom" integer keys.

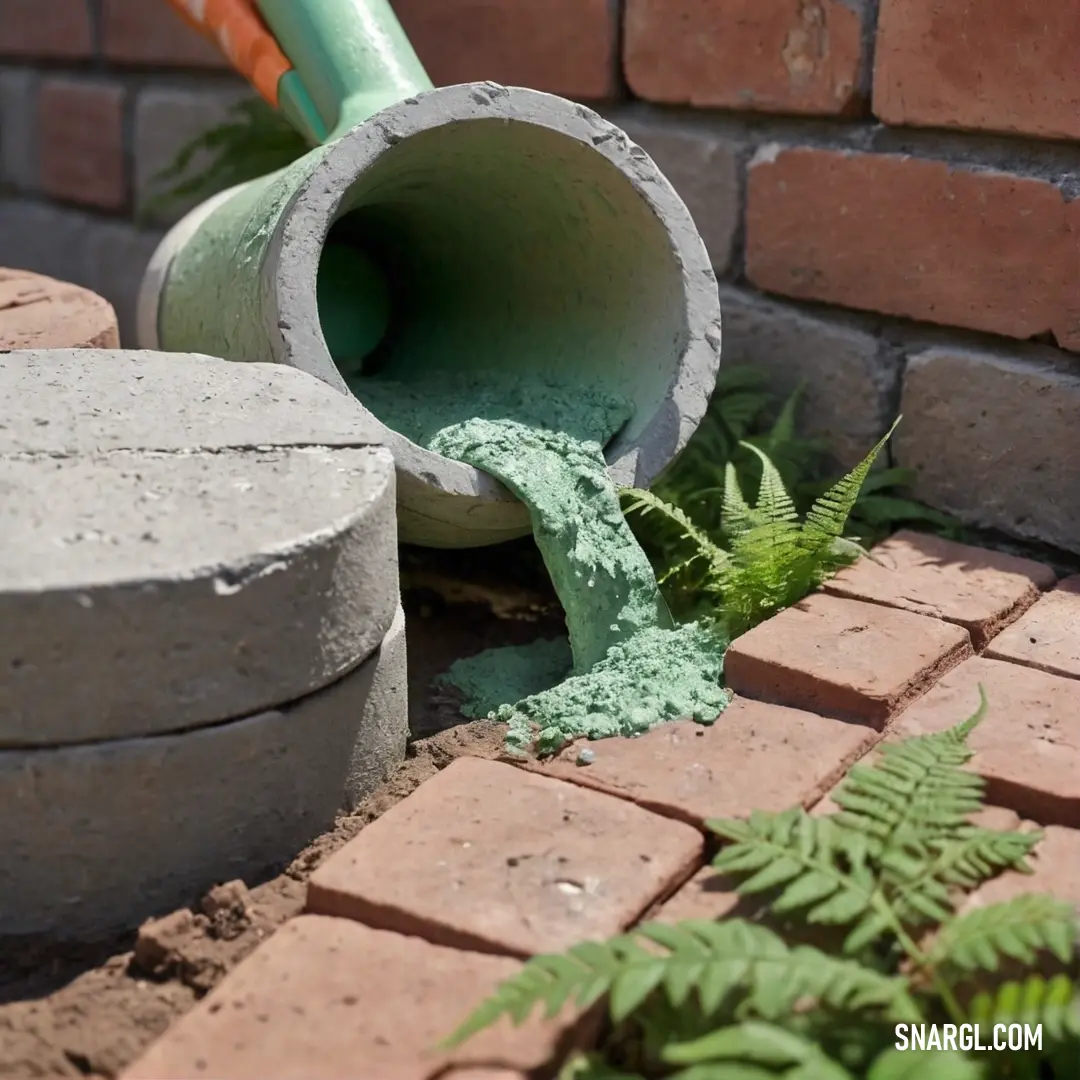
[
  {"left": 0, "top": 268, "right": 119, "bottom": 349},
  {"left": 985, "top": 577, "right": 1080, "bottom": 681},
  {"left": 650, "top": 865, "right": 745, "bottom": 924},
  {"left": 307, "top": 756, "right": 703, "bottom": 958},
  {"left": 894, "top": 347, "right": 1080, "bottom": 556},
  {"left": 823, "top": 531, "right": 1056, "bottom": 650},
  {"left": 134, "top": 82, "right": 252, "bottom": 226},
  {"left": 873, "top": 0, "right": 1080, "bottom": 141},
  {"left": 533, "top": 699, "right": 877, "bottom": 828},
  {"left": 0, "top": 200, "right": 162, "bottom": 346},
  {"left": 102, "top": 0, "right": 229, "bottom": 67},
  {"left": 624, "top": 0, "right": 868, "bottom": 116},
  {"left": 725, "top": 592, "right": 973, "bottom": 728},
  {"left": 890, "top": 657, "right": 1080, "bottom": 827},
  {"left": 746, "top": 148, "right": 1080, "bottom": 352},
  {"left": 38, "top": 79, "right": 126, "bottom": 210},
  {"left": 392, "top": 0, "right": 618, "bottom": 101},
  {"left": 0, "top": 0, "right": 92, "bottom": 58},
  {"left": 122, "top": 916, "right": 584, "bottom": 1080},
  {"left": 612, "top": 118, "right": 740, "bottom": 273},
  {"left": 716, "top": 286, "right": 897, "bottom": 470},
  {"left": 0, "top": 69, "right": 38, "bottom": 191}
]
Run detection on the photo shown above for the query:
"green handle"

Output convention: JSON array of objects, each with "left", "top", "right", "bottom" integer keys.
[{"left": 255, "top": 0, "right": 434, "bottom": 143}]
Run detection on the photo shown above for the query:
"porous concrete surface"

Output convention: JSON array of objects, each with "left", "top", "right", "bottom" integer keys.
[
  {"left": 1, "top": 350, "right": 399, "bottom": 744},
  {"left": 151, "top": 82, "right": 723, "bottom": 547},
  {"left": 0, "top": 635, "right": 389, "bottom": 937},
  {"left": 343, "top": 602, "right": 408, "bottom": 810}
]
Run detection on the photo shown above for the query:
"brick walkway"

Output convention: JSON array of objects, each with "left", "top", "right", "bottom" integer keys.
[{"left": 120, "top": 530, "right": 1080, "bottom": 1080}]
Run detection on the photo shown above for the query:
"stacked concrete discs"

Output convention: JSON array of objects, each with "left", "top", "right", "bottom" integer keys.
[{"left": 0, "top": 349, "right": 407, "bottom": 936}]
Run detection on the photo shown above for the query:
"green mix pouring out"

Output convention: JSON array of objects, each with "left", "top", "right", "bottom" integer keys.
[{"left": 355, "top": 370, "right": 731, "bottom": 756}]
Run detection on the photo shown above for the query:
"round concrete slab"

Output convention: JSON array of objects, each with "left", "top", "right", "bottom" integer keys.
[
  {"left": 1, "top": 350, "right": 399, "bottom": 744},
  {"left": 0, "top": 612, "right": 405, "bottom": 937},
  {"left": 0, "top": 269, "right": 119, "bottom": 350},
  {"left": 344, "top": 601, "right": 407, "bottom": 810}
]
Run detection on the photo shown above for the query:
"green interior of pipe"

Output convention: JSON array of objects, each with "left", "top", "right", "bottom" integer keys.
[{"left": 313, "top": 117, "right": 728, "bottom": 754}]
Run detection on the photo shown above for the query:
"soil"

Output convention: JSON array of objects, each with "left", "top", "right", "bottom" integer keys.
[{"left": 0, "top": 540, "right": 565, "bottom": 1079}]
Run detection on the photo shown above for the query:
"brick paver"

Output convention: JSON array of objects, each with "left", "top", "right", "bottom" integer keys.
[
  {"left": 889, "top": 657, "right": 1080, "bottom": 827},
  {"left": 121, "top": 916, "right": 583, "bottom": 1080},
  {"left": 650, "top": 865, "right": 745, "bottom": 923},
  {"left": 533, "top": 699, "right": 877, "bottom": 827},
  {"left": 822, "top": 530, "right": 1055, "bottom": 648},
  {"left": 984, "top": 576, "right": 1080, "bottom": 680},
  {"left": 306, "top": 756, "right": 704, "bottom": 958},
  {"left": 725, "top": 592, "right": 973, "bottom": 727}
]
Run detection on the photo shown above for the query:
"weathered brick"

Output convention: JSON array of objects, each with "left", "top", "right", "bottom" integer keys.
[
  {"left": 651, "top": 865, "right": 746, "bottom": 924},
  {"left": 134, "top": 82, "right": 252, "bottom": 226},
  {"left": 307, "top": 756, "right": 703, "bottom": 958},
  {"left": 612, "top": 118, "right": 740, "bottom": 273},
  {"left": 823, "top": 531, "right": 1056, "bottom": 649},
  {"left": 985, "top": 577, "right": 1080, "bottom": 681},
  {"left": 716, "top": 286, "right": 897, "bottom": 470},
  {"left": 873, "top": 0, "right": 1080, "bottom": 141},
  {"left": 0, "top": 268, "right": 119, "bottom": 350},
  {"left": 894, "top": 347, "right": 1080, "bottom": 555},
  {"left": 38, "top": 79, "right": 126, "bottom": 210},
  {"left": 0, "top": 200, "right": 162, "bottom": 345},
  {"left": 122, "top": 916, "right": 584, "bottom": 1079},
  {"left": 532, "top": 700, "right": 877, "bottom": 828},
  {"left": 0, "top": 69, "right": 37, "bottom": 191},
  {"left": 0, "top": 0, "right": 92, "bottom": 58},
  {"left": 746, "top": 148, "right": 1080, "bottom": 352},
  {"left": 392, "top": 0, "right": 618, "bottom": 101},
  {"left": 725, "top": 592, "right": 973, "bottom": 728},
  {"left": 624, "top": 0, "right": 868, "bottom": 116},
  {"left": 890, "top": 657, "right": 1080, "bottom": 827},
  {"left": 102, "top": 0, "right": 229, "bottom": 67}
]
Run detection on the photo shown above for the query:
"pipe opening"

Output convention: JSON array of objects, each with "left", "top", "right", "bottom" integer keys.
[{"left": 314, "top": 116, "right": 687, "bottom": 452}]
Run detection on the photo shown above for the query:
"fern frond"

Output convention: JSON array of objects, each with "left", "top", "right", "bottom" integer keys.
[
  {"left": 967, "top": 974, "right": 1080, "bottom": 1041},
  {"left": 443, "top": 917, "right": 916, "bottom": 1049},
  {"left": 830, "top": 689, "right": 988, "bottom": 849},
  {"left": 722, "top": 462, "right": 759, "bottom": 536},
  {"left": 800, "top": 418, "right": 901, "bottom": 556},
  {"left": 739, "top": 442, "right": 800, "bottom": 525},
  {"left": 621, "top": 488, "right": 730, "bottom": 574},
  {"left": 930, "top": 894, "right": 1077, "bottom": 977},
  {"left": 884, "top": 827, "right": 1041, "bottom": 929},
  {"left": 709, "top": 810, "right": 886, "bottom": 939}
]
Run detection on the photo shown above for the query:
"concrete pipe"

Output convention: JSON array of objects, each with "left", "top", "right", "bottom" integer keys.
[{"left": 138, "top": 83, "right": 723, "bottom": 548}]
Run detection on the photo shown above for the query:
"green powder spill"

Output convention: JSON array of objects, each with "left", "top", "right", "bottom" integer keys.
[{"left": 355, "top": 370, "right": 731, "bottom": 755}]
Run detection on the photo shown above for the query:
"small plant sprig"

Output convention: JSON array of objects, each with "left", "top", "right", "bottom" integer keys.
[
  {"left": 622, "top": 418, "right": 899, "bottom": 638},
  {"left": 442, "top": 691, "right": 1080, "bottom": 1079},
  {"left": 626, "top": 367, "right": 961, "bottom": 629}
]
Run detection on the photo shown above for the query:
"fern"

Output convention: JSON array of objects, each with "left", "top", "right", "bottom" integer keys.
[
  {"left": 445, "top": 695, "right": 1080, "bottom": 1079},
  {"left": 930, "top": 896, "right": 1076, "bottom": 978},
  {"left": 624, "top": 418, "right": 896, "bottom": 638}
]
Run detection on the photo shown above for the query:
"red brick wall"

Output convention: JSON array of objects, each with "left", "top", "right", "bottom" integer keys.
[{"left": 1, "top": 0, "right": 1078, "bottom": 553}]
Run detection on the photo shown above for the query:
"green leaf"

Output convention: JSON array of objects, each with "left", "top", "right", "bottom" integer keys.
[
  {"left": 968, "top": 974, "right": 1080, "bottom": 1041},
  {"left": 931, "top": 893, "right": 1078, "bottom": 975}
]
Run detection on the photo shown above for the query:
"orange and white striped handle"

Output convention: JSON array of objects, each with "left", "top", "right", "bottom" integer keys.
[{"left": 165, "top": 0, "right": 291, "bottom": 109}]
